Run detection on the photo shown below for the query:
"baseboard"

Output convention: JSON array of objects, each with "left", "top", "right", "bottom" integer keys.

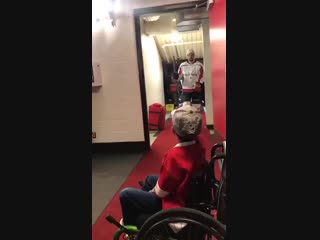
[
  {"left": 92, "top": 141, "right": 148, "bottom": 154},
  {"left": 206, "top": 124, "right": 214, "bottom": 130}
]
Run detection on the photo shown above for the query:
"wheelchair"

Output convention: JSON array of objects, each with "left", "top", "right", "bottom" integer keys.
[{"left": 106, "top": 141, "right": 227, "bottom": 240}]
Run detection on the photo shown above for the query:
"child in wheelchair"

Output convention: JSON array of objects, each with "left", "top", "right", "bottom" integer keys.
[{"left": 119, "top": 104, "right": 208, "bottom": 227}]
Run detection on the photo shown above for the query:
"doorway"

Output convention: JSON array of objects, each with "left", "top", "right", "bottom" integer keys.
[{"left": 134, "top": 1, "right": 213, "bottom": 147}]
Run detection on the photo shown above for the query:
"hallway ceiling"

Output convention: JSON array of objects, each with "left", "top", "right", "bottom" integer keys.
[
  {"left": 142, "top": 11, "right": 205, "bottom": 63},
  {"left": 154, "top": 30, "right": 203, "bottom": 63}
]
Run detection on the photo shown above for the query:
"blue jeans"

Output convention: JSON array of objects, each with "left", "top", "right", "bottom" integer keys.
[{"left": 120, "top": 175, "right": 161, "bottom": 225}]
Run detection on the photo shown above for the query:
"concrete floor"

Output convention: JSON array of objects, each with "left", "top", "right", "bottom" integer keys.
[{"left": 92, "top": 153, "right": 143, "bottom": 224}]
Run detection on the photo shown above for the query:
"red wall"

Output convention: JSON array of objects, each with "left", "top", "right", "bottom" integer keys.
[{"left": 210, "top": 0, "right": 226, "bottom": 139}]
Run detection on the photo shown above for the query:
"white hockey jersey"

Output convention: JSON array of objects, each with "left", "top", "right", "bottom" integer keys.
[{"left": 178, "top": 61, "right": 204, "bottom": 92}]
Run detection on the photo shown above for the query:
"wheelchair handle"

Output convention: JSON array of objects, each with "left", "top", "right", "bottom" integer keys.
[
  {"left": 211, "top": 142, "right": 226, "bottom": 158},
  {"left": 211, "top": 153, "right": 226, "bottom": 162},
  {"left": 207, "top": 153, "right": 226, "bottom": 184},
  {"left": 198, "top": 202, "right": 216, "bottom": 210},
  {"left": 211, "top": 153, "right": 226, "bottom": 176}
]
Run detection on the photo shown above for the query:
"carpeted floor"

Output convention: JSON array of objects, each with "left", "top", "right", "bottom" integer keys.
[{"left": 92, "top": 113, "right": 224, "bottom": 240}]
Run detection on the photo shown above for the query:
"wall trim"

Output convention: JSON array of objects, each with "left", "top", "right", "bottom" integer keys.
[{"left": 92, "top": 142, "right": 147, "bottom": 154}]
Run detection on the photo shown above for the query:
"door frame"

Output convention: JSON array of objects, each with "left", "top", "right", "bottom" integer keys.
[{"left": 133, "top": 1, "right": 206, "bottom": 149}]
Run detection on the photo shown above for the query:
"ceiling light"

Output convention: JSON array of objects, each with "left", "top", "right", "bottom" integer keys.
[
  {"left": 143, "top": 15, "right": 161, "bottom": 22},
  {"left": 171, "top": 31, "right": 182, "bottom": 43}
]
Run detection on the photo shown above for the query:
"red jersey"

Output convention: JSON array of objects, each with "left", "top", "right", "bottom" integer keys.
[{"left": 154, "top": 138, "right": 207, "bottom": 209}]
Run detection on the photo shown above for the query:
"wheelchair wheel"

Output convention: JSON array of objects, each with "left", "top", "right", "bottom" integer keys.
[{"left": 136, "top": 208, "right": 226, "bottom": 240}]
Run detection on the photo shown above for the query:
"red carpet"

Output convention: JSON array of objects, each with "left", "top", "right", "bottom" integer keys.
[{"left": 92, "top": 113, "right": 223, "bottom": 240}]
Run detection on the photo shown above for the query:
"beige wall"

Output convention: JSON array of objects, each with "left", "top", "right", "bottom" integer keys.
[
  {"left": 141, "top": 34, "right": 165, "bottom": 114},
  {"left": 92, "top": 0, "right": 195, "bottom": 143}
]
